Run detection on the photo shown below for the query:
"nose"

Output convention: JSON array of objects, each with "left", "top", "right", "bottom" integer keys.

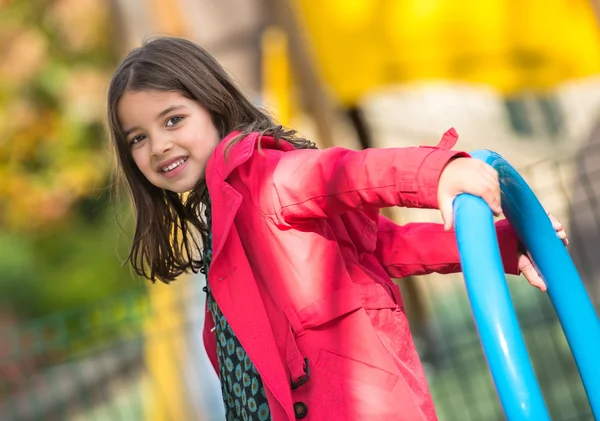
[{"left": 150, "top": 133, "right": 173, "bottom": 156}]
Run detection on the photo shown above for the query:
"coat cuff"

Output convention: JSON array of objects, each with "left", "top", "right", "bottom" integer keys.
[
  {"left": 415, "top": 148, "right": 470, "bottom": 208},
  {"left": 496, "top": 219, "right": 521, "bottom": 275}
]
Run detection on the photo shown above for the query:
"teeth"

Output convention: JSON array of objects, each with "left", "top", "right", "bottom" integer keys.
[{"left": 162, "top": 158, "right": 187, "bottom": 172}]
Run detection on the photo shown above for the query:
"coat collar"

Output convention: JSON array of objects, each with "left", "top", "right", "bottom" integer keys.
[
  {"left": 208, "top": 131, "right": 295, "bottom": 182},
  {"left": 205, "top": 131, "right": 293, "bottom": 262}
]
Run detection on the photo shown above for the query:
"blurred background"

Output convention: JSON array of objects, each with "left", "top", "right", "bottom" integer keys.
[{"left": 1, "top": 0, "right": 600, "bottom": 420}]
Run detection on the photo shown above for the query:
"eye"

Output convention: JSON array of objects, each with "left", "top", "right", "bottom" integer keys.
[
  {"left": 129, "top": 134, "right": 146, "bottom": 146},
  {"left": 166, "top": 116, "right": 184, "bottom": 127}
]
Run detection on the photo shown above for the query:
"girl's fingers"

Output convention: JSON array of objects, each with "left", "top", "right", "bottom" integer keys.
[
  {"left": 547, "top": 213, "right": 568, "bottom": 246},
  {"left": 486, "top": 183, "right": 502, "bottom": 214},
  {"left": 482, "top": 162, "right": 498, "bottom": 178},
  {"left": 528, "top": 274, "right": 547, "bottom": 292},
  {"left": 520, "top": 259, "right": 547, "bottom": 291},
  {"left": 548, "top": 214, "right": 562, "bottom": 230}
]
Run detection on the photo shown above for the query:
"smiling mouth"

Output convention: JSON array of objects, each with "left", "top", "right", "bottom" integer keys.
[{"left": 161, "top": 157, "right": 188, "bottom": 173}]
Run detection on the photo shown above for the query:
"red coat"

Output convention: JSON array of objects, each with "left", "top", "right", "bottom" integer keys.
[{"left": 202, "top": 129, "right": 519, "bottom": 421}]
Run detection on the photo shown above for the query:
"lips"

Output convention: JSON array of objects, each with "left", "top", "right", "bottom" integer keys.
[
  {"left": 156, "top": 156, "right": 190, "bottom": 181},
  {"left": 157, "top": 156, "right": 188, "bottom": 173}
]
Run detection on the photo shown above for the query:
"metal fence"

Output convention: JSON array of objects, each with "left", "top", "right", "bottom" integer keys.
[{"left": 1, "top": 144, "right": 599, "bottom": 421}]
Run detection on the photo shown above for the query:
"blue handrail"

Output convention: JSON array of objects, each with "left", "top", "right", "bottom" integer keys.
[{"left": 453, "top": 149, "right": 600, "bottom": 420}]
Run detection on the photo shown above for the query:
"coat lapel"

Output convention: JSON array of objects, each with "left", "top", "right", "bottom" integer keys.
[
  {"left": 205, "top": 131, "right": 254, "bottom": 263},
  {"left": 204, "top": 132, "right": 295, "bottom": 420}
]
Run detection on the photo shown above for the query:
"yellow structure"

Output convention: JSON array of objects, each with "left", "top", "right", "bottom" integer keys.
[
  {"left": 295, "top": 0, "right": 600, "bottom": 104},
  {"left": 262, "top": 26, "right": 294, "bottom": 126},
  {"left": 143, "top": 281, "right": 193, "bottom": 421}
]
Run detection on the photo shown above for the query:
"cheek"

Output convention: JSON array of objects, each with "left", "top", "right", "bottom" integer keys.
[
  {"left": 130, "top": 149, "right": 151, "bottom": 174},
  {"left": 195, "top": 143, "right": 218, "bottom": 166},
  {"left": 187, "top": 134, "right": 218, "bottom": 161}
]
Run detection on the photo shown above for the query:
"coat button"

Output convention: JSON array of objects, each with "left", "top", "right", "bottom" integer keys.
[{"left": 293, "top": 402, "right": 308, "bottom": 419}]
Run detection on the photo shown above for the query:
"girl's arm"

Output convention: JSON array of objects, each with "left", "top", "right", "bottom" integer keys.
[
  {"left": 373, "top": 215, "right": 520, "bottom": 279},
  {"left": 268, "top": 130, "right": 468, "bottom": 227}
]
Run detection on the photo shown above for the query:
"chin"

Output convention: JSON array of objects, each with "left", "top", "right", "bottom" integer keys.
[
  {"left": 169, "top": 185, "right": 196, "bottom": 194},
  {"left": 180, "top": 179, "right": 201, "bottom": 193}
]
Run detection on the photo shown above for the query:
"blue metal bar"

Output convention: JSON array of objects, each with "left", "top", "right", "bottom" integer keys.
[
  {"left": 472, "top": 149, "right": 600, "bottom": 419},
  {"left": 454, "top": 149, "right": 600, "bottom": 420},
  {"left": 454, "top": 194, "right": 551, "bottom": 420}
]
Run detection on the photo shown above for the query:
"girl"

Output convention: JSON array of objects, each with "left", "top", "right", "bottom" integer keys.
[{"left": 108, "top": 37, "right": 567, "bottom": 421}]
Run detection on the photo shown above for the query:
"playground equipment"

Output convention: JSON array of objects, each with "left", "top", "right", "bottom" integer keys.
[{"left": 453, "top": 150, "right": 600, "bottom": 420}]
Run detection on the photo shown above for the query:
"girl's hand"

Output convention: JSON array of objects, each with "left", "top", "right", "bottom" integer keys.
[
  {"left": 519, "top": 213, "right": 569, "bottom": 291},
  {"left": 437, "top": 157, "right": 503, "bottom": 230}
]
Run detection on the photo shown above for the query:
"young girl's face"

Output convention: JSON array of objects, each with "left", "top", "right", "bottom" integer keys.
[{"left": 117, "top": 90, "right": 220, "bottom": 193}]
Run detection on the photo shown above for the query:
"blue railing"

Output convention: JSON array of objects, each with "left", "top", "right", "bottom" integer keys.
[{"left": 453, "top": 149, "right": 600, "bottom": 420}]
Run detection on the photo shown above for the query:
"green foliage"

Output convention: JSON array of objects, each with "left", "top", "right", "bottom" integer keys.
[
  {"left": 0, "top": 206, "right": 142, "bottom": 318},
  {"left": 0, "top": 0, "right": 141, "bottom": 316}
]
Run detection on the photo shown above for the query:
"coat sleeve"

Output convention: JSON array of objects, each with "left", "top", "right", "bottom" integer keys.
[
  {"left": 269, "top": 129, "right": 469, "bottom": 227},
  {"left": 374, "top": 215, "right": 521, "bottom": 278}
]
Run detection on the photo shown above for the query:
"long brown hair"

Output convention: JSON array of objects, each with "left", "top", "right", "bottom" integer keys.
[{"left": 107, "top": 37, "right": 316, "bottom": 283}]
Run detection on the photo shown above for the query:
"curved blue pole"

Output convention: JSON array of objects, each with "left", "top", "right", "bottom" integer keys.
[
  {"left": 454, "top": 149, "right": 600, "bottom": 420},
  {"left": 473, "top": 149, "right": 600, "bottom": 417},
  {"left": 454, "top": 194, "right": 550, "bottom": 420}
]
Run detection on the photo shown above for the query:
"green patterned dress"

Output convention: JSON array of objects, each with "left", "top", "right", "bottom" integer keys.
[{"left": 202, "top": 204, "right": 272, "bottom": 421}]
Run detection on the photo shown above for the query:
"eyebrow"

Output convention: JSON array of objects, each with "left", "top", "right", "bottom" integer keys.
[{"left": 123, "top": 105, "right": 187, "bottom": 137}]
